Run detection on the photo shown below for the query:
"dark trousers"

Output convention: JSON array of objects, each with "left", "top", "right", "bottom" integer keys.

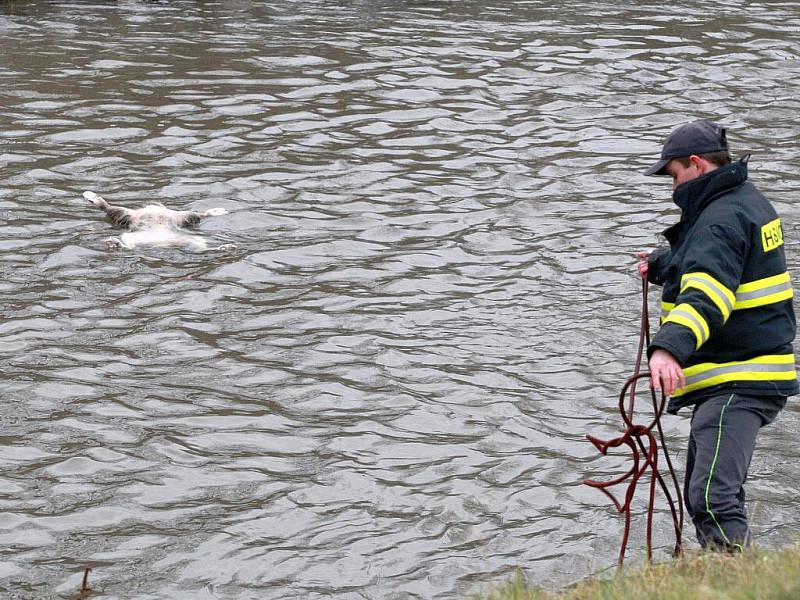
[{"left": 684, "top": 392, "right": 785, "bottom": 550}]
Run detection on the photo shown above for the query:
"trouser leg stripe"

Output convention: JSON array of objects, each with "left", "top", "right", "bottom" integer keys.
[{"left": 704, "top": 393, "right": 744, "bottom": 551}]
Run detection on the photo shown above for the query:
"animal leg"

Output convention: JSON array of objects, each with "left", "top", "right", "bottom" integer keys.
[
  {"left": 105, "top": 237, "right": 131, "bottom": 250},
  {"left": 83, "top": 190, "right": 110, "bottom": 210},
  {"left": 178, "top": 207, "right": 228, "bottom": 229},
  {"left": 202, "top": 208, "right": 228, "bottom": 217},
  {"left": 84, "top": 191, "right": 135, "bottom": 229}
]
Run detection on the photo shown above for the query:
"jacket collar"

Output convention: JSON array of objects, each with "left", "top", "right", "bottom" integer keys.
[
  {"left": 663, "top": 157, "right": 749, "bottom": 245},
  {"left": 673, "top": 157, "right": 749, "bottom": 223}
]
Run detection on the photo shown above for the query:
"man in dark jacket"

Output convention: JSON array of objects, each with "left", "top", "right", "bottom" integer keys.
[{"left": 637, "top": 120, "right": 798, "bottom": 550}]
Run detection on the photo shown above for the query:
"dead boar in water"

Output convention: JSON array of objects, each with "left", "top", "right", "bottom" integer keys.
[{"left": 84, "top": 190, "right": 235, "bottom": 252}]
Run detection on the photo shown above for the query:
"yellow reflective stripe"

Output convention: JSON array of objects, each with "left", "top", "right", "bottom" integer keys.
[
  {"left": 735, "top": 288, "right": 793, "bottom": 310},
  {"left": 663, "top": 303, "right": 710, "bottom": 350},
  {"left": 736, "top": 272, "right": 789, "bottom": 294},
  {"left": 672, "top": 354, "right": 797, "bottom": 398},
  {"left": 660, "top": 301, "right": 675, "bottom": 324},
  {"left": 734, "top": 272, "right": 793, "bottom": 310},
  {"left": 680, "top": 272, "right": 735, "bottom": 321},
  {"left": 661, "top": 272, "right": 794, "bottom": 318}
]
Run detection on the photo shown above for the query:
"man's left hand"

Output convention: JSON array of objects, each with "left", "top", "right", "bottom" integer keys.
[{"left": 649, "top": 349, "right": 685, "bottom": 397}]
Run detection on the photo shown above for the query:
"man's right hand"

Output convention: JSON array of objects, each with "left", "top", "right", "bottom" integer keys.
[{"left": 636, "top": 250, "right": 651, "bottom": 279}]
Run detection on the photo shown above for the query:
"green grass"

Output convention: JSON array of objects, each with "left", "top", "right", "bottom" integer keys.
[{"left": 475, "top": 546, "right": 800, "bottom": 600}]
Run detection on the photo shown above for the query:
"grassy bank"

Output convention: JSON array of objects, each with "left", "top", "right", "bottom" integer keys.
[{"left": 475, "top": 546, "right": 800, "bottom": 600}]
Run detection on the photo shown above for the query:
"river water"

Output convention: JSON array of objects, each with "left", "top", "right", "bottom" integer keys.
[{"left": 2, "top": 1, "right": 800, "bottom": 598}]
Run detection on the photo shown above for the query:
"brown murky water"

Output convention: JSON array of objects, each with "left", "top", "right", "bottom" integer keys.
[{"left": 2, "top": 1, "right": 800, "bottom": 598}]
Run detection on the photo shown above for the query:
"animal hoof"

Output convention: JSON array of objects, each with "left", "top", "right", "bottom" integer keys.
[
  {"left": 203, "top": 208, "right": 228, "bottom": 217},
  {"left": 84, "top": 190, "right": 106, "bottom": 208},
  {"left": 105, "top": 237, "right": 124, "bottom": 250}
]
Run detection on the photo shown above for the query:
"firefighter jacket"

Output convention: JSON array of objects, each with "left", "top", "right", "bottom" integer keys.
[{"left": 647, "top": 156, "right": 798, "bottom": 412}]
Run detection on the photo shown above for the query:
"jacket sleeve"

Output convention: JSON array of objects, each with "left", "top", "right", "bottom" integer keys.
[
  {"left": 648, "top": 223, "right": 749, "bottom": 365},
  {"left": 647, "top": 247, "right": 672, "bottom": 286}
]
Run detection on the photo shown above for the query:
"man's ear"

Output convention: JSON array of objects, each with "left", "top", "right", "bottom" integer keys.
[{"left": 689, "top": 154, "right": 711, "bottom": 173}]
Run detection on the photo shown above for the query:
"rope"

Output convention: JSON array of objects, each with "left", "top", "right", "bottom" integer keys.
[{"left": 583, "top": 278, "right": 684, "bottom": 566}]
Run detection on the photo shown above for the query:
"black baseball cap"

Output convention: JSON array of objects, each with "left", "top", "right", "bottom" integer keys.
[{"left": 643, "top": 120, "right": 728, "bottom": 176}]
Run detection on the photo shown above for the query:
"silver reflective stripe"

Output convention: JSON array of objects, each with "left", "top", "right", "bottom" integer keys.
[
  {"left": 684, "top": 362, "right": 796, "bottom": 388},
  {"left": 736, "top": 279, "right": 793, "bottom": 302},
  {"left": 683, "top": 275, "right": 734, "bottom": 315},
  {"left": 669, "top": 306, "right": 708, "bottom": 344}
]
